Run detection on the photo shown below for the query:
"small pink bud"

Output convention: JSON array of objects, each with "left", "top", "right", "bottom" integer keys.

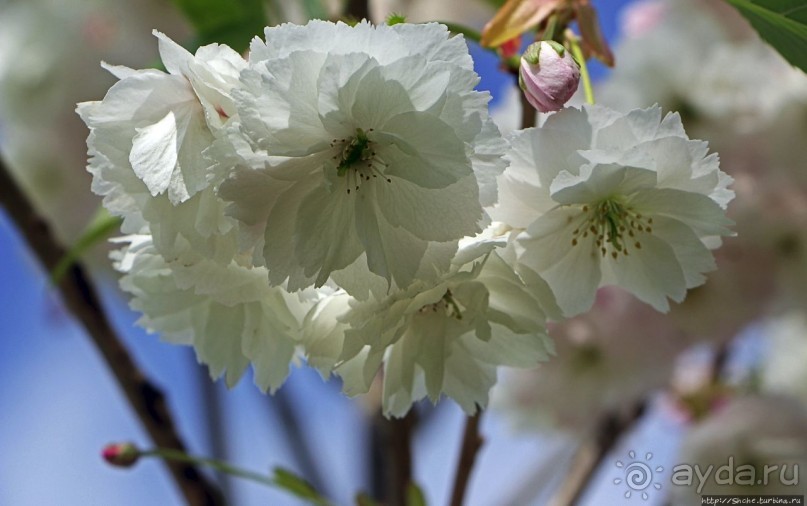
[
  {"left": 102, "top": 442, "right": 140, "bottom": 468},
  {"left": 519, "top": 41, "right": 580, "bottom": 113},
  {"left": 498, "top": 36, "right": 521, "bottom": 61}
]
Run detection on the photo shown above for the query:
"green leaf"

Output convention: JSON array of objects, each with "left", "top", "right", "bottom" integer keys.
[
  {"left": 436, "top": 21, "right": 484, "bottom": 46},
  {"left": 355, "top": 493, "right": 382, "bottom": 506},
  {"left": 50, "top": 208, "right": 122, "bottom": 285},
  {"left": 406, "top": 483, "right": 428, "bottom": 506},
  {"left": 724, "top": 0, "right": 807, "bottom": 73},
  {"left": 169, "top": 0, "right": 268, "bottom": 52},
  {"left": 272, "top": 467, "right": 330, "bottom": 506},
  {"left": 302, "top": 0, "right": 330, "bottom": 20}
]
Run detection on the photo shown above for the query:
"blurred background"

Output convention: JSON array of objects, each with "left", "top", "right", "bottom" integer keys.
[{"left": 2, "top": 0, "right": 807, "bottom": 504}]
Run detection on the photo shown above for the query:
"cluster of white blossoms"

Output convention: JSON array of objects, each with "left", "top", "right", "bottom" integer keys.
[{"left": 80, "top": 20, "right": 734, "bottom": 416}]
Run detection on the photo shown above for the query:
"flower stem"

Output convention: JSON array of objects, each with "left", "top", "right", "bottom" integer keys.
[
  {"left": 142, "top": 448, "right": 332, "bottom": 506},
  {"left": 569, "top": 35, "right": 595, "bottom": 105},
  {"left": 143, "top": 448, "right": 276, "bottom": 487}
]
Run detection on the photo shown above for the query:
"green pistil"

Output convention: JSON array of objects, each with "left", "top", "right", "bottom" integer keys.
[
  {"left": 571, "top": 343, "right": 602, "bottom": 372},
  {"left": 571, "top": 198, "right": 654, "bottom": 259},
  {"left": 418, "top": 289, "right": 463, "bottom": 320},
  {"left": 443, "top": 289, "right": 463, "bottom": 320},
  {"left": 599, "top": 199, "right": 628, "bottom": 251},
  {"left": 336, "top": 128, "right": 371, "bottom": 177}
]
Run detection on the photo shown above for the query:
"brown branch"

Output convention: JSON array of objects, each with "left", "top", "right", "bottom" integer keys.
[
  {"left": 372, "top": 409, "right": 417, "bottom": 506},
  {"left": 549, "top": 401, "right": 646, "bottom": 506},
  {"left": 0, "top": 158, "right": 224, "bottom": 506},
  {"left": 196, "top": 364, "right": 231, "bottom": 499},
  {"left": 269, "top": 388, "right": 328, "bottom": 494},
  {"left": 709, "top": 342, "right": 731, "bottom": 385},
  {"left": 346, "top": 0, "right": 370, "bottom": 21},
  {"left": 449, "top": 411, "right": 484, "bottom": 506}
]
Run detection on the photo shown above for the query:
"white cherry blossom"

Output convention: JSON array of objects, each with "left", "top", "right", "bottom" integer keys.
[
  {"left": 113, "top": 235, "right": 308, "bottom": 392},
  {"left": 220, "top": 21, "right": 506, "bottom": 293},
  {"left": 78, "top": 32, "right": 246, "bottom": 259},
  {"left": 303, "top": 233, "right": 555, "bottom": 417},
  {"left": 492, "top": 105, "right": 734, "bottom": 315}
]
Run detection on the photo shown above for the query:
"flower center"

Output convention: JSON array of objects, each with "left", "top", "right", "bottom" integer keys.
[
  {"left": 570, "top": 198, "right": 654, "bottom": 259},
  {"left": 330, "top": 128, "right": 391, "bottom": 195},
  {"left": 418, "top": 289, "right": 463, "bottom": 320}
]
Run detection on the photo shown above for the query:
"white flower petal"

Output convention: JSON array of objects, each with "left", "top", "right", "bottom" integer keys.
[
  {"left": 130, "top": 111, "right": 180, "bottom": 198},
  {"left": 519, "top": 209, "right": 602, "bottom": 316},
  {"left": 377, "top": 111, "right": 471, "bottom": 189},
  {"left": 600, "top": 234, "right": 687, "bottom": 312}
]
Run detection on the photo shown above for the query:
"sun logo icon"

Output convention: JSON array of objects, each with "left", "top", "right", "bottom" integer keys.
[{"left": 613, "top": 450, "right": 664, "bottom": 500}]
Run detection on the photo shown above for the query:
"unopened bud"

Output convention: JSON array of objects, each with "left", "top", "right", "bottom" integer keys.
[
  {"left": 519, "top": 41, "right": 580, "bottom": 113},
  {"left": 102, "top": 442, "right": 140, "bottom": 468},
  {"left": 499, "top": 36, "right": 521, "bottom": 61}
]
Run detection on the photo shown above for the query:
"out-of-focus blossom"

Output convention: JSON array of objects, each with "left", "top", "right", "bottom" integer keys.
[
  {"left": 620, "top": 0, "right": 666, "bottom": 38},
  {"left": 0, "top": 0, "right": 187, "bottom": 242},
  {"left": 494, "top": 287, "right": 690, "bottom": 434},
  {"left": 669, "top": 240, "right": 778, "bottom": 344},
  {"left": 599, "top": 0, "right": 807, "bottom": 326},
  {"left": 519, "top": 41, "right": 580, "bottom": 113},
  {"left": 670, "top": 396, "right": 807, "bottom": 503},
  {"left": 760, "top": 313, "right": 807, "bottom": 406}
]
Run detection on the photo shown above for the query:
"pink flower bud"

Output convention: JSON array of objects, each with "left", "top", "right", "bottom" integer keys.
[
  {"left": 519, "top": 41, "right": 580, "bottom": 113},
  {"left": 102, "top": 442, "right": 140, "bottom": 468}
]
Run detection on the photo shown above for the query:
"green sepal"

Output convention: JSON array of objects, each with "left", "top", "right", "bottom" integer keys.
[
  {"left": 545, "top": 39, "right": 565, "bottom": 57},
  {"left": 387, "top": 13, "right": 407, "bottom": 26},
  {"left": 523, "top": 41, "right": 542, "bottom": 65}
]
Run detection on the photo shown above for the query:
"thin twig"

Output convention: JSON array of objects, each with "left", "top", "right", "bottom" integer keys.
[
  {"left": 449, "top": 411, "right": 484, "bottom": 506},
  {"left": 367, "top": 411, "right": 386, "bottom": 502},
  {"left": 372, "top": 409, "right": 417, "bottom": 506},
  {"left": 196, "top": 363, "right": 232, "bottom": 498},
  {"left": 514, "top": 66, "right": 538, "bottom": 130},
  {"left": 520, "top": 88, "right": 537, "bottom": 130},
  {"left": 549, "top": 401, "right": 646, "bottom": 506},
  {"left": 0, "top": 158, "right": 224, "bottom": 506},
  {"left": 709, "top": 341, "right": 731, "bottom": 385},
  {"left": 269, "top": 388, "right": 329, "bottom": 494},
  {"left": 388, "top": 411, "right": 416, "bottom": 505}
]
